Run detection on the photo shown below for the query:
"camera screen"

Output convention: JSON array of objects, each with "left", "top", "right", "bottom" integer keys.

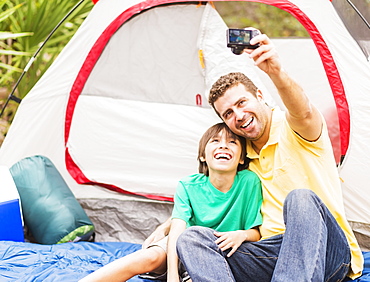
[{"left": 228, "top": 29, "right": 251, "bottom": 44}]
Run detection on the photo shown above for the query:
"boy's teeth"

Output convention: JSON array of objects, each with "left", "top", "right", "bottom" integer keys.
[{"left": 215, "top": 153, "right": 231, "bottom": 160}]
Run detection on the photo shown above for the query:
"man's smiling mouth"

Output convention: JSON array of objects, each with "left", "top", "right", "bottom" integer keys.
[{"left": 241, "top": 117, "right": 254, "bottom": 129}]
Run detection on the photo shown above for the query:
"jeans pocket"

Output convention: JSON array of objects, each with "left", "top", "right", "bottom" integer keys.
[{"left": 326, "top": 262, "right": 350, "bottom": 282}]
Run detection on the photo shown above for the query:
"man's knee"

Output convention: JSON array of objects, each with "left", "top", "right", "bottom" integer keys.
[
  {"left": 177, "top": 226, "right": 214, "bottom": 252},
  {"left": 286, "top": 188, "right": 315, "bottom": 200},
  {"left": 283, "top": 189, "right": 327, "bottom": 222},
  {"left": 284, "top": 189, "right": 321, "bottom": 206},
  {"left": 178, "top": 226, "right": 208, "bottom": 244}
]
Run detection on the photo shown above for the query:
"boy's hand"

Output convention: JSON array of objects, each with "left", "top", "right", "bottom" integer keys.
[
  {"left": 142, "top": 217, "right": 171, "bottom": 249},
  {"left": 142, "top": 230, "right": 165, "bottom": 249},
  {"left": 214, "top": 230, "right": 248, "bottom": 257}
]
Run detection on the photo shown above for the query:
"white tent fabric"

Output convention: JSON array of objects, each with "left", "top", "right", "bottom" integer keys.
[
  {"left": 66, "top": 3, "right": 275, "bottom": 200},
  {"left": 0, "top": 0, "right": 369, "bottom": 246}
]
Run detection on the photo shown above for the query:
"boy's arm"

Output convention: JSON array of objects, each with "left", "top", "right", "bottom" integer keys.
[
  {"left": 142, "top": 217, "right": 171, "bottom": 249},
  {"left": 214, "top": 227, "right": 261, "bottom": 257},
  {"left": 167, "top": 218, "right": 187, "bottom": 282}
]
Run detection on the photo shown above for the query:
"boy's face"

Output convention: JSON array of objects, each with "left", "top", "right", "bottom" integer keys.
[
  {"left": 214, "top": 83, "right": 268, "bottom": 142},
  {"left": 200, "top": 129, "right": 243, "bottom": 175}
]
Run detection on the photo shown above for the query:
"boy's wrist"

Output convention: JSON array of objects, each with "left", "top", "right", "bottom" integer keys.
[{"left": 244, "top": 230, "right": 249, "bottom": 242}]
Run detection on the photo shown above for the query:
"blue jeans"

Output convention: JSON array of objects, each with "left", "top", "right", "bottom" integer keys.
[{"left": 177, "top": 189, "right": 351, "bottom": 282}]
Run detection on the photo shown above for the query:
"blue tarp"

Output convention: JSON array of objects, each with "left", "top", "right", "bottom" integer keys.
[
  {"left": 345, "top": 252, "right": 370, "bottom": 282},
  {"left": 0, "top": 240, "right": 369, "bottom": 281},
  {"left": 0, "top": 241, "right": 159, "bottom": 282}
]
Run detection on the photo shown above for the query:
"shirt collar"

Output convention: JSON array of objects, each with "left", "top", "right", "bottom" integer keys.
[{"left": 246, "top": 107, "right": 284, "bottom": 159}]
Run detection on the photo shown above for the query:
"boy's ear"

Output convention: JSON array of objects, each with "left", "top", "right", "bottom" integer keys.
[{"left": 200, "top": 156, "right": 206, "bottom": 162}]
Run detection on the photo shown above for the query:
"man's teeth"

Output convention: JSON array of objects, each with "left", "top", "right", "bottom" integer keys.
[{"left": 241, "top": 117, "right": 253, "bottom": 128}]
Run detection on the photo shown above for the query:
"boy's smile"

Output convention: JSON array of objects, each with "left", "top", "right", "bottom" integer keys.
[
  {"left": 214, "top": 152, "right": 232, "bottom": 160},
  {"left": 200, "top": 129, "right": 243, "bottom": 175}
]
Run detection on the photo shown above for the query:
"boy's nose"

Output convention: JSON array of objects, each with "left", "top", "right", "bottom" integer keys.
[{"left": 219, "top": 139, "right": 228, "bottom": 148}]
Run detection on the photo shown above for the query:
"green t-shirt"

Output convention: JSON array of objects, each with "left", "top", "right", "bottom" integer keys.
[{"left": 172, "top": 170, "right": 263, "bottom": 232}]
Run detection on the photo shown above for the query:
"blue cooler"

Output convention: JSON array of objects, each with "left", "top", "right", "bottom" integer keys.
[{"left": 0, "top": 166, "right": 24, "bottom": 242}]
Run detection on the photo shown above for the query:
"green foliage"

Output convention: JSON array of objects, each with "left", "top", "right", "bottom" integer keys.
[
  {"left": 214, "top": 2, "right": 309, "bottom": 37},
  {"left": 0, "top": 1, "right": 32, "bottom": 88},
  {"left": 0, "top": 0, "right": 93, "bottom": 97},
  {"left": 0, "top": 0, "right": 93, "bottom": 145}
]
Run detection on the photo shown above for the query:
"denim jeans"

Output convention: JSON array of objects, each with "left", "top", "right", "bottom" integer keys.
[{"left": 177, "top": 189, "right": 351, "bottom": 282}]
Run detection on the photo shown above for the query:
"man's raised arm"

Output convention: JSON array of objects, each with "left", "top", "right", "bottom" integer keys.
[{"left": 246, "top": 31, "right": 323, "bottom": 141}]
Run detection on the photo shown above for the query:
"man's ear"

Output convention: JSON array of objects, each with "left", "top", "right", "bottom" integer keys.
[{"left": 257, "top": 89, "right": 264, "bottom": 102}]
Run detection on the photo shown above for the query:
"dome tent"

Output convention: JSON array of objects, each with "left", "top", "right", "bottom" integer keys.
[{"left": 0, "top": 0, "right": 369, "bottom": 249}]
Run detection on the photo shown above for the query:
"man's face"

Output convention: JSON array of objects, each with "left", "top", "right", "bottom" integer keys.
[{"left": 214, "top": 83, "right": 268, "bottom": 141}]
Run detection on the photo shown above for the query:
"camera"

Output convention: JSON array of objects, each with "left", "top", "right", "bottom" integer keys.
[{"left": 227, "top": 29, "right": 260, "bottom": 55}]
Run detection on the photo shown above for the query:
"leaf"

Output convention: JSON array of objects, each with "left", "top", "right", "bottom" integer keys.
[
  {"left": 0, "top": 3, "right": 23, "bottom": 23},
  {"left": 0, "top": 32, "right": 33, "bottom": 40},
  {"left": 0, "top": 62, "right": 23, "bottom": 72},
  {"left": 0, "top": 49, "right": 31, "bottom": 56}
]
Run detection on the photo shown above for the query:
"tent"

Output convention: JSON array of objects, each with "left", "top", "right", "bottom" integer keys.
[{"left": 0, "top": 0, "right": 369, "bottom": 248}]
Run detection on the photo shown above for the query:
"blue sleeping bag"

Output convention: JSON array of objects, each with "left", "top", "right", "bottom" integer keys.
[
  {"left": 9, "top": 155, "right": 94, "bottom": 244},
  {"left": 0, "top": 240, "right": 160, "bottom": 282},
  {"left": 0, "top": 240, "right": 368, "bottom": 281}
]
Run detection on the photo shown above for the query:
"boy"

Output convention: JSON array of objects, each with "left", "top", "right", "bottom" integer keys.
[{"left": 79, "top": 122, "right": 262, "bottom": 282}]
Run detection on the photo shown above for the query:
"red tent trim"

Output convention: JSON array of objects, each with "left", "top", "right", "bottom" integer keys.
[
  {"left": 65, "top": 0, "right": 350, "bottom": 200},
  {"left": 247, "top": 0, "right": 350, "bottom": 155}
]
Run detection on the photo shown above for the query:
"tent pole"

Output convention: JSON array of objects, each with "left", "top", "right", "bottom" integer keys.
[
  {"left": 346, "top": 0, "right": 370, "bottom": 29},
  {"left": 0, "top": 0, "right": 88, "bottom": 118}
]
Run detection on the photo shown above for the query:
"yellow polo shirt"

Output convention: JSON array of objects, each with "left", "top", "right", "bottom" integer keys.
[{"left": 247, "top": 108, "right": 363, "bottom": 279}]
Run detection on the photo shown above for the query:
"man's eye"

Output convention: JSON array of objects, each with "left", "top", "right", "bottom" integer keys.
[{"left": 224, "top": 111, "right": 232, "bottom": 118}]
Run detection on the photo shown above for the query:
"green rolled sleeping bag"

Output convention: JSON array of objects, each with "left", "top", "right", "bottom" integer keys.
[{"left": 10, "top": 155, "right": 94, "bottom": 245}]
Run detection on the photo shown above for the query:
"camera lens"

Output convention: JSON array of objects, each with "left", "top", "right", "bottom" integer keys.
[{"left": 231, "top": 46, "right": 244, "bottom": 55}]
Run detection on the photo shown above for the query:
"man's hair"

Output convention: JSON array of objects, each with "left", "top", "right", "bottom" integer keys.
[
  {"left": 208, "top": 72, "right": 258, "bottom": 111},
  {"left": 198, "top": 122, "right": 250, "bottom": 176}
]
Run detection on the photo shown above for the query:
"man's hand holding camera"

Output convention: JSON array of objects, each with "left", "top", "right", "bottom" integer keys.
[{"left": 243, "top": 31, "right": 282, "bottom": 78}]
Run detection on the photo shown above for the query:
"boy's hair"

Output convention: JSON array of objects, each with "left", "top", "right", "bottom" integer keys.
[
  {"left": 208, "top": 72, "right": 258, "bottom": 112},
  {"left": 198, "top": 122, "right": 250, "bottom": 176}
]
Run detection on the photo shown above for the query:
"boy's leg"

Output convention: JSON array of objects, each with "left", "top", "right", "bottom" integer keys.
[
  {"left": 176, "top": 226, "right": 281, "bottom": 282},
  {"left": 271, "top": 189, "right": 351, "bottom": 282},
  {"left": 79, "top": 246, "right": 167, "bottom": 282}
]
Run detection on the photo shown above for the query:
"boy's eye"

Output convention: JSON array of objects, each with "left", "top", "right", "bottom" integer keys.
[
  {"left": 210, "top": 138, "right": 219, "bottom": 143},
  {"left": 230, "top": 140, "right": 237, "bottom": 144}
]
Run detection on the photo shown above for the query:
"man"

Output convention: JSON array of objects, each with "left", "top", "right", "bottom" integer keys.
[{"left": 147, "top": 31, "right": 363, "bottom": 281}]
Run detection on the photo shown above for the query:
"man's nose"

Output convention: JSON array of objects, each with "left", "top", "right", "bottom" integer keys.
[{"left": 235, "top": 108, "right": 244, "bottom": 121}]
